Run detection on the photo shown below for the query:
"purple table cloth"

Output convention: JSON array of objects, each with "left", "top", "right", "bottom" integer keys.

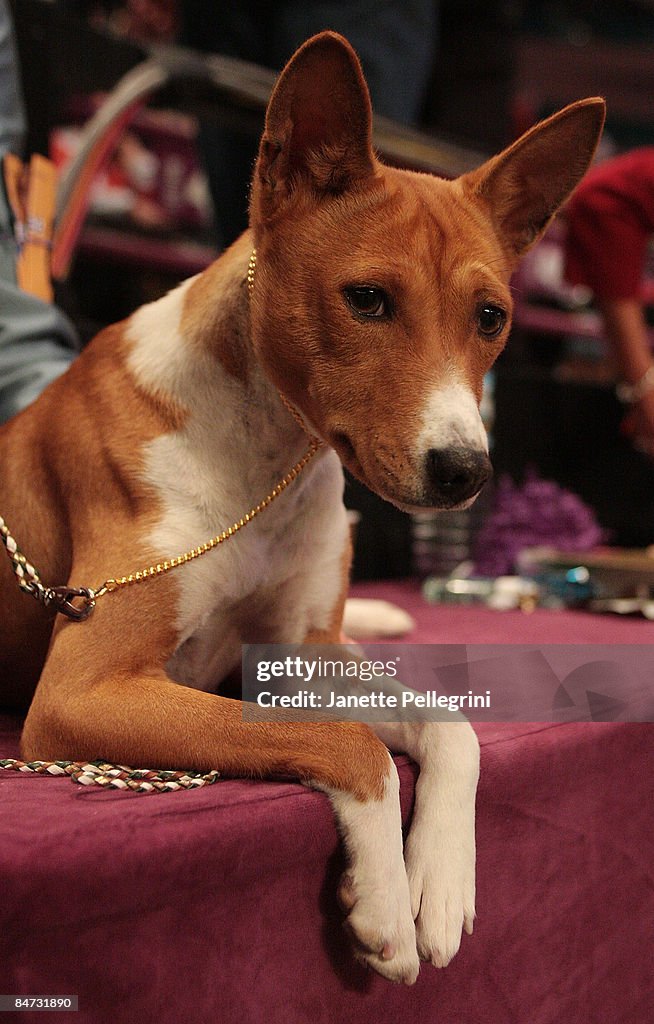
[{"left": 1, "top": 588, "right": 652, "bottom": 1024}]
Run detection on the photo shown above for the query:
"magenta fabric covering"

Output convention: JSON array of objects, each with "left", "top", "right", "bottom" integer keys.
[{"left": 1, "top": 583, "right": 652, "bottom": 1024}]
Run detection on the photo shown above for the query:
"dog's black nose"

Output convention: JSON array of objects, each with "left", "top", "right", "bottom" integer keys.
[{"left": 426, "top": 446, "right": 492, "bottom": 507}]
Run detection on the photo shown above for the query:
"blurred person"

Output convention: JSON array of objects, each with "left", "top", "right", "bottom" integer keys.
[
  {"left": 565, "top": 148, "right": 654, "bottom": 458},
  {"left": 0, "top": 0, "right": 78, "bottom": 425}
]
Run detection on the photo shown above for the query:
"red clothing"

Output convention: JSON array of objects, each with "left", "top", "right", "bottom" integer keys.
[{"left": 565, "top": 147, "right": 654, "bottom": 301}]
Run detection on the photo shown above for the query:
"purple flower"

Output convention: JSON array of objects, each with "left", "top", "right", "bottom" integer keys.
[{"left": 473, "top": 471, "right": 606, "bottom": 576}]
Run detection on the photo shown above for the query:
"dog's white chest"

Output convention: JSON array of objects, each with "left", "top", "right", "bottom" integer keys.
[{"left": 142, "top": 433, "right": 348, "bottom": 691}]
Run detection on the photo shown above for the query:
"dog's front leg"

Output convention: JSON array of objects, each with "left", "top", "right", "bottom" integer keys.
[
  {"left": 23, "top": 611, "right": 419, "bottom": 984},
  {"left": 322, "top": 753, "right": 419, "bottom": 983},
  {"left": 296, "top": 633, "right": 477, "bottom": 972},
  {"left": 371, "top": 719, "right": 479, "bottom": 968}
]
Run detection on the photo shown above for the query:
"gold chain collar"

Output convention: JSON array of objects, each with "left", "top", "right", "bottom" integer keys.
[{"left": 1, "top": 248, "right": 323, "bottom": 621}]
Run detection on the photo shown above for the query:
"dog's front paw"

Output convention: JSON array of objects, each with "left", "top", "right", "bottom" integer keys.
[
  {"left": 338, "top": 870, "right": 419, "bottom": 984},
  {"left": 404, "top": 824, "right": 476, "bottom": 968}
]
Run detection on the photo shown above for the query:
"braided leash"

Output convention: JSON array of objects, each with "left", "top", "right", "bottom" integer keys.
[
  {"left": 1, "top": 514, "right": 45, "bottom": 597},
  {"left": 0, "top": 757, "right": 220, "bottom": 793},
  {"left": 0, "top": 514, "right": 93, "bottom": 619}
]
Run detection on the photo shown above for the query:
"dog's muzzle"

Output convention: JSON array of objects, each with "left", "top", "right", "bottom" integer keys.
[{"left": 425, "top": 446, "right": 493, "bottom": 507}]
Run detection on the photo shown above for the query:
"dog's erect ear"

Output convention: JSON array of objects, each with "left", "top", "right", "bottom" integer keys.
[
  {"left": 462, "top": 98, "right": 606, "bottom": 264},
  {"left": 251, "top": 32, "right": 375, "bottom": 222}
]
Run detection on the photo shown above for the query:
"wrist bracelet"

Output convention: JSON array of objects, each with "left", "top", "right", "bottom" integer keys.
[{"left": 616, "top": 365, "right": 654, "bottom": 404}]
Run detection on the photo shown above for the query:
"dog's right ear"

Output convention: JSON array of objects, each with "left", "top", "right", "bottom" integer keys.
[{"left": 250, "top": 32, "right": 376, "bottom": 224}]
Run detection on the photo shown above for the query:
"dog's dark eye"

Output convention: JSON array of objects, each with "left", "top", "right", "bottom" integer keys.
[
  {"left": 344, "top": 286, "right": 388, "bottom": 318},
  {"left": 477, "top": 304, "right": 507, "bottom": 339}
]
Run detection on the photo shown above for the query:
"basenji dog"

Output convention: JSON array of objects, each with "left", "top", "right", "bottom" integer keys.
[{"left": 0, "top": 33, "right": 603, "bottom": 983}]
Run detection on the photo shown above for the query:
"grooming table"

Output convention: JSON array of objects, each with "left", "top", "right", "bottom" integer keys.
[{"left": 1, "top": 583, "right": 652, "bottom": 1024}]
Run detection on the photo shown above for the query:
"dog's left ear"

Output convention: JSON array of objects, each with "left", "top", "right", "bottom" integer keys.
[
  {"left": 462, "top": 98, "right": 606, "bottom": 264},
  {"left": 251, "top": 31, "right": 376, "bottom": 223}
]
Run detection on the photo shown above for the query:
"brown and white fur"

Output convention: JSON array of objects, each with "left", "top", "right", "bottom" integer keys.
[{"left": 0, "top": 34, "right": 604, "bottom": 984}]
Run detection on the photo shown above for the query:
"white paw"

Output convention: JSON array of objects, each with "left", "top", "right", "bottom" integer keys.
[
  {"left": 342, "top": 598, "right": 415, "bottom": 640},
  {"left": 404, "top": 822, "right": 476, "bottom": 968},
  {"left": 325, "top": 754, "right": 419, "bottom": 984},
  {"left": 338, "top": 869, "right": 419, "bottom": 984}
]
